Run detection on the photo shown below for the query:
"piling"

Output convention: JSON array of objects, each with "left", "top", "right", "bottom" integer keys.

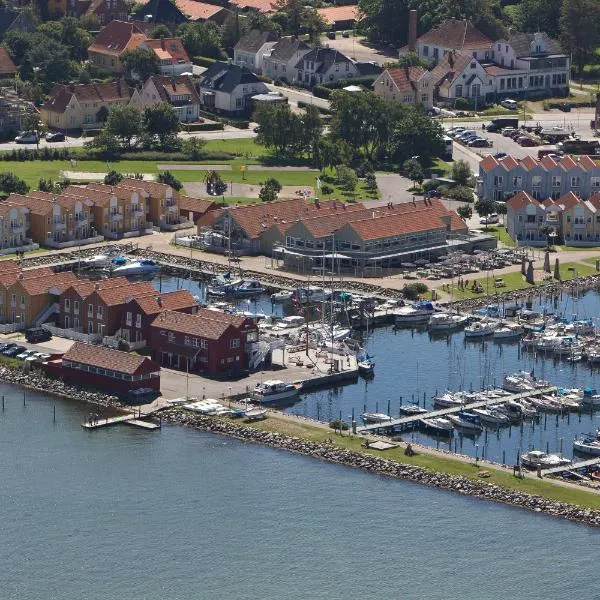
[
  {"left": 53, "top": 405, "right": 56, "bottom": 423},
  {"left": 502, "top": 450, "right": 506, "bottom": 465},
  {"left": 23, "top": 391, "right": 25, "bottom": 406}
]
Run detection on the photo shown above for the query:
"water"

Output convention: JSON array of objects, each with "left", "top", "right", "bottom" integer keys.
[{"left": 0, "top": 385, "right": 598, "bottom": 600}]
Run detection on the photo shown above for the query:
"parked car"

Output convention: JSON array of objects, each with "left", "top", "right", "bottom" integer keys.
[
  {"left": 15, "top": 131, "right": 39, "bottom": 144},
  {"left": 327, "top": 31, "right": 336, "bottom": 40},
  {"left": 480, "top": 213, "right": 499, "bottom": 225},
  {"left": 342, "top": 30, "right": 350, "bottom": 38},
  {"left": 558, "top": 102, "right": 571, "bottom": 112},
  {"left": 500, "top": 99, "right": 518, "bottom": 110},
  {"left": 25, "top": 327, "right": 52, "bottom": 343},
  {"left": 131, "top": 387, "right": 156, "bottom": 398},
  {"left": 0, "top": 343, "right": 15, "bottom": 353},
  {"left": 510, "top": 130, "right": 523, "bottom": 140},
  {"left": 45, "top": 132, "right": 65, "bottom": 142},
  {"left": 518, "top": 136, "right": 536, "bottom": 147},
  {"left": 4, "top": 345, "right": 25, "bottom": 357},
  {"left": 17, "top": 349, "right": 36, "bottom": 360},
  {"left": 424, "top": 189, "right": 442, "bottom": 198},
  {"left": 493, "top": 152, "right": 507, "bottom": 159},
  {"left": 502, "top": 127, "right": 517, "bottom": 137},
  {"left": 469, "top": 138, "right": 491, "bottom": 147}
]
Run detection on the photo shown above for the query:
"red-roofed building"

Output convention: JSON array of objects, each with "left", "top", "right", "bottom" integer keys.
[
  {"left": 374, "top": 66, "right": 432, "bottom": 108},
  {"left": 317, "top": 5, "right": 360, "bottom": 30},
  {"left": 0, "top": 47, "right": 17, "bottom": 79},
  {"left": 88, "top": 21, "right": 148, "bottom": 74},
  {"left": 229, "top": 0, "right": 276, "bottom": 13},
  {"left": 141, "top": 38, "right": 192, "bottom": 76},
  {"left": 148, "top": 308, "right": 259, "bottom": 375},
  {"left": 174, "top": 0, "right": 231, "bottom": 24},
  {"left": 69, "top": 0, "right": 129, "bottom": 24}
]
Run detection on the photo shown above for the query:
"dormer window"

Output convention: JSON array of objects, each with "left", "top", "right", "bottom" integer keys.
[{"left": 470, "top": 62, "right": 476, "bottom": 69}]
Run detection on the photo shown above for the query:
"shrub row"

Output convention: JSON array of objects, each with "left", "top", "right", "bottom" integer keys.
[
  {"left": 312, "top": 85, "right": 332, "bottom": 99},
  {"left": 321, "top": 76, "right": 377, "bottom": 90},
  {"left": 296, "top": 101, "right": 333, "bottom": 115}
]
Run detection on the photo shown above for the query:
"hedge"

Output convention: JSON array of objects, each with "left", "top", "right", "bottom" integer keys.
[
  {"left": 193, "top": 56, "right": 217, "bottom": 67},
  {"left": 312, "top": 85, "right": 332, "bottom": 99},
  {"left": 322, "top": 76, "right": 377, "bottom": 90},
  {"left": 183, "top": 122, "right": 224, "bottom": 131},
  {"left": 297, "top": 101, "right": 333, "bottom": 115},
  {"left": 223, "top": 120, "right": 250, "bottom": 129},
  {"left": 256, "top": 74, "right": 273, "bottom": 84}
]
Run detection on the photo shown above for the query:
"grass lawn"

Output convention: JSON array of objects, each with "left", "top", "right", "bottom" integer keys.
[
  {"left": 214, "top": 410, "right": 600, "bottom": 509},
  {"left": 475, "top": 225, "right": 515, "bottom": 247},
  {"left": 202, "top": 138, "right": 268, "bottom": 159},
  {"left": 580, "top": 256, "right": 600, "bottom": 267}
]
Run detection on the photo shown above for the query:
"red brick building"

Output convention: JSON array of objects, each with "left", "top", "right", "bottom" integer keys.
[
  {"left": 148, "top": 308, "right": 258, "bottom": 375},
  {"left": 45, "top": 341, "right": 160, "bottom": 395},
  {"left": 120, "top": 289, "right": 199, "bottom": 348}
]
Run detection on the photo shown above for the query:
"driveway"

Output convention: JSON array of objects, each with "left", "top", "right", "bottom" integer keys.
[{"left": 321, "top": 35, "right": 397, "bottom": 65}]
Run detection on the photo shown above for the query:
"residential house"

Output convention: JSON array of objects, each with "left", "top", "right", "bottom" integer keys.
[
  {"left": 141, "top": 38, "right": 192, "bottom": 76},
  {"left": 46, "top": 341, "right": 161, "bottom": 395},
  {"left": 0, "top": 202, "right": 34, "bottom": 253},
  {"left": 477, "top": 154, "right": 600, "bottom": 202},
  {"left": 40, "top": 81, "right": 131, "bottom": 132},
  {"left": 132, "top": 0, "right": 189, "bottom": 25},
  {"left": 148, "top": 308, "right": 259, "bottom": 375},
  {"left": 178, "top": 196, "right": 218, "bottom": 224},
  {"left": 68, "top": 0, "right": 129, "bottom": 23},
  {"left": 0, "top": 93, "right": 37, "bottom": 140},
  {"left": 88, "top": 21, "right": 147, "bottom": 74},
  {"left": 228, "top": 0, "right": 276, "bottom": 14},
  {"left": 197, "top": 62, "right": 270, "bottom": 115},
  {"left": 374, "top": 66, "right": 433, "bottom": 108},
  {"left": 120, "top": 289, "right": 199, "bottom": 348},
  {"left": 63, "top": 184, "right": 150, "bottom": 238},
  {"left": 317, "top": 5, "right": 360, "bottom": 31},
  {"left": 0, "top": 8, "right": 36, "bottom": 40},
  {"left": 129, "top": 75, "right": 200, "bottom": 122},
  {"left": 262, "top": 36, "right": 310, "bottom": 82},
  {"left": 233, "top": 29, "right": 279, "bottom": 74},
  {"left": 173, "top": 0, "right": 231, "bottom": 24},
  {"left": 0, "top": 264, "right": 52, "bottom": 326},
  {"left": 0, "top": 47, "right": 17, "bottom": 79}
]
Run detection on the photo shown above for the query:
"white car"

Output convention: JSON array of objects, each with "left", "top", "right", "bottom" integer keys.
[
  {"left": 480, "top": 214, "right": 499, "bottom": 225},
  {"left": 17, "top": 349, "right": 36, "bottom": 360},
  {"left": 500, "top": 99, "right": 518, "bottom": 110}
]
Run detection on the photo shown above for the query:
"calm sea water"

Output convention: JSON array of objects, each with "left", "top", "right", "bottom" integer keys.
[{"left": 0, "top": 385, "right": 598, "bottom": 600}]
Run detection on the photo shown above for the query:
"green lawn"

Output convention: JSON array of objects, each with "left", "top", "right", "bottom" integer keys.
[{"left": 475, "top": 225, "right": 515, "bottom": 247}]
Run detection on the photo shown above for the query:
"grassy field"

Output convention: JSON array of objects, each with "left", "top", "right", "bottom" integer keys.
[
  {"left": 476, "top": 225, "right": 515, "bottom": 247},
  {"left": 220, "top": 410, "right": 600, "bottom": 509}
]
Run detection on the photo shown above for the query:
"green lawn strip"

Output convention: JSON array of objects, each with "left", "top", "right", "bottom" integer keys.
[
  {"left": 224, "top": 412, "right": 600, "bottom": 509},
  {"left": 558, "top": 245, "right": 600, "bottom": 252},
  {"left": 557, "top": 261, "right": 598, "bottom": 279},
  {"left": 579, "top": 256, "right": 600, "bottom": 266},
  {"left": 474, "top": 225, "right": 515, "bottom": 247}
]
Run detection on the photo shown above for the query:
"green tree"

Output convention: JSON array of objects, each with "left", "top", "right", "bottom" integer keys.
[
  {"left": 122, "top": 47, "right": 160, "bottom": 82},
  {"left": 20, "top": 38, "right": 71, "bottom": 85},
  {"left": 393, "top": 52, "right": 431, "bottom": 68},
  {"left": 157, "top": 171, "right": 183, "bottom": 191},
  {"left": 106, "top": 104, "right": 143, "bottom": 150},
  {"left": 495, "top": 200, "right": 507, "bottom": 224},
  {"left": 221, "top": 13, "right": 248, "bottom": 50},
  {"left": 143, "top": 102, "right": 180, "bottom": 150},
  {"left": 474, "top": 197, "right": 497, "bottom": 229},
  {"left": 560, "top": 0, "right": 600, "bottom": 77},
  {"left": 104, "top": 170, "right": 123, "bottom": 186},
  {"left": 517, "top": 0, "right": 561, "bottom": 37},
  {"left": 181, "top": 137, "right": 207, "bottom": 160},
  {"left": 177, "top": 22, "right": 224, "bottom": 59},
  {"left": 390, "top": 106, "right": 444, "bottom": 165},
  {"left": 403, "top": 157, "right": 425, "bottom": 186},
  {"left": 457, "top": 205, "right": 472, "bottom": 220},
  {"left": 254, "top": 103, "right": 303, "bottom": 156},
  {"left": 3, "top": 30, "right": 34, "bottom": 65},
  {"left": 451, "top": 160, "right": 473, "bottom": 187},
  {"left": 301, "top": 104, "right": 323, "bottom": 163},
  {"left": 0, "top": 172, "right": 29, "bottom": 195},
  {"left": 335, "top": 165, "right": 358, "bottom": 195},
  {"left": 259, "top": 178, "right": 282, "bottom": 202},
  {"left": 317, "top": 136, "right": 352, "bottom": 170},
  {"left": 150, "top": 24, "right": 173, "bottom": 39}
]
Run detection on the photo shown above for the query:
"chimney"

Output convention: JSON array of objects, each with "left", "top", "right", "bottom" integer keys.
[
  {"left": 161, "top": 37, "right": 165, "bottom": 50},
  {"left": 18, "top": 271, "right": 24, "bottom": 280},
  {"left": 157, "top": 296, "right": 162, "bottom": 307},
  {"left": 94, "top": 282, "right": 100, "bottom": 290},
  {"left": 408, "top": 9, "right": 418, "bottom": 53}
]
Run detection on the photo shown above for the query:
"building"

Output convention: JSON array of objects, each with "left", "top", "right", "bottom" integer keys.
[
  {"left": 0, "top": 93, "right": 37, "bottom": 141},
  {"left": 177, "top": 196, "right": 218, "bottom": 224},
  {"left": 197, "top": 62, "right": 270, "bottom": 115},
  {"left": 228, "top": 0, "right": 276, "bottom": 14},
  {"left": 141, "top": 38, "right": 192, "bottom": 76},
  {"left": 88, "top": 21, "right": 147, "bottom": 74},
  {"left": 69, "top": 0, "right": 129, "bottom": 23},
  {"left": 374, "top": 66, "right": 433, "bottom": 108},
  {"left": 148, "top": 308, "right": 258, "bottom": 375},
  {"left": 119, "top": 289, "right": 199, "bottom": 349},
  {"left": 477, "top": 154, "right": 600, "bottom": 202},
  {"left": 0, "top": 202, "right": 35, "bottom": 253},
  {"left": 233, "top": 29, "right": 278, "bottom": 74},
  {"left": 0, "top": 47, "right": 17, "bottom": 79},
  {"left": 262, "top": 36, "right": 310, "bottom": 82},
  {"left": 0, "top": 8, "right": 36, "bottom": 40},
  {"left": 130, "top": 75, "right": 201, "bottom": 122},
  {"left": 46, "top": 342, "right": 161, "bottom": 395},
  {"left": 316, "top": 5, "right": 360, "bottom": 31},
  {"left": 40, "top": 81, "right": 131, "bottom": 132},
  {"left": 173, "top": 0, "right": 230, "bottom": 23}
]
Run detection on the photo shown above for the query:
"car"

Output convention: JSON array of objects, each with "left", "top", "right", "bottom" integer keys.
[
  {"left": 558, "top": 102, "right": 571, "bottom": 112},
  {"left": 480, "top": 213, "right": 499, "bottom": 225},
  {"left": 342, "top": 30, "right": 350, "bottom": 38},
  {"left": 327, "top": 31, "right": 336, "bottom": 40},
  {"left": 0, "top": 343, "right": 15, "bottom": 353},
  {"left": 131, "top": 387, "right": 156, "bottom": 398},
  {"left": 424, "top": 189, "right": 442, "bottom": 198},
  {"left": 510, "top": 130, "right": 523, "bottom": 140},
  {"left": 457, "top": 132, "right": 477, "bottom": 142},
  {"left": 4, "top": 345, "right": 25, "bottom": 357},
  {"left": 518, "top": 136, "right": 536, "bottom": 147},
  {"left": 25, "top": 327, "right": 52, "bottom": 343},
  {"left": 446, "top": 126, "right": 465, "bottom": 134},
  {"left": 493, "top": 152, "right": 507, "bottom": 159},
  {"left": 502, "top": 127, "right": 517, "bottom": 137},
  {"left": 15, "top": 131, "right": 39, "bottom": 144},
  {"left": 45, "top": 132, "right": 65, "bottom": 142},
  {"left": 468, "top": 138, "right": 491, "bottom": 147},
  {"left": 500, "top": 99, "right": 518, "bottom": 110},
  {"left": 17, "top": 349, "right": 36, "bottom": 360},
  {"left": 25, "top": 352, "right": 49, "bottom": 364}
]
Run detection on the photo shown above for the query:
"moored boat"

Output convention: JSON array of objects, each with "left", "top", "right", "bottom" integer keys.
[
  {"left": 357, "top": 359, "right": 375, "bottom": 376},
  {"left": 420, "top": 417, "right": 454, "bottom": 434},
  {"left": 398, "top": 403, "right": 428, "bottom": 416},
  {"left": 447, "top": 412, "right": 483, "bottom": 432},
  {"left": 361, "top": 412, "right": 392, "bottom": 424},
  {"left": 520, "top": 450, "right": 571, "bottom": 469},
  {"left": 234, "top": 279, "right": 265, "bottom": 297},
  {"left": 471, "top": 407, "right": 510, "bottom": 425},
  {"left": 428, "top": 312, "right": 469, "bottom": 331},
  {"left": 464, "top": 319, "right": 499, "bottom": 338},
  {"left": 394, "top": 301, "right": 436, "bottom": 325},
  {"left": 112, "top": 258, "right": 160, "bottom": 277},
  {"left": 253, "top": 380, "right": 299, "bottom": 403}
]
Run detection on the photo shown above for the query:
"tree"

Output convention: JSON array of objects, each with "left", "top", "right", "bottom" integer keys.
[
  {"left": 143, "top": 103, "right": 180, "bottom": 150},
  {"left": 20, "top": 38, "right": 71, "bottom": 85},
  {"left": 150, "top": 24, "right": 172, "bottom": 39},
  {"left": 474, "top": 197, "right": 497, "bottom": 229},
  {"left": 390, "top": 106, "right": 444, "bottom": 165},
  {"left": 0, "top": 172, "right": 29, "bottom": 195},
  {"left": 259, "top": 178, "right": 281, "bottom": 202},
  {"left": 254, "top": 103, "right": 303, "bottom": 156},
  {"left": 181, "top": 137, "right": 207, "bottom": 160},
  {"left": 221, "top": 13, "right": 248, "bottom": 50},
  {"left": 177, "top": 22, "right": 224, "bottom": 59},
  {"left": 3, "top": 30, "right": 34, "bottom": 65},
  {"left": 105, "top": 104, "right": 143, "bottom": 150},
  {"left": 457, "top": 205, "right": 472, "bottom": 220},
  {"left": 451, "top": 160, "right": 473, "bottom": 187},
  {"left": 403, "top": 157, "right": 425, "bottom": 186},
  {"left": 317, "top": 136, "right": 352, "bottom": 170},
  {"left": 560, "top": 0, "right": 600, "bottom": 77},
  {"left": 157, "top": 171, "right": 183, "bottom": 191},
  {"left": 517, "top": 0, "right": 561, "bottom": 38},
  {"left": 122, "top": 47, "right": 160, "bottom": 82},
  {"left": 301, "top": 104, "right": 323, "bottom": 163},
  {"left": 538, "top": 224, "right": 555, "bottom": 249},
  {"left": 495, "top": 200, "right": 507, "bottom": 224},
  {"left": 335, "top": 165, "right": 358, "bottom": 195},
  {"left": 392, "top": 52, "right": 431, "bottom": 68},
  {"left": 104, "top": 170, "right": 123, "bottom": 186}
]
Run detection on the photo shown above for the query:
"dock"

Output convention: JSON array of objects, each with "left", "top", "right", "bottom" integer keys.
[
  {"left": 542, "top": 456, "right": 600, "bottom": 476},
  {"left": 82, "top": 413, "right": 161, "bottom": 430},
  {"left": 356, "top": 387, "right": 557, "bottom": 433}
]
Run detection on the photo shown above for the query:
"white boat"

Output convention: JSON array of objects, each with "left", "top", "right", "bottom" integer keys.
[
  {"left": 398, "top": 403, "right": 428, "bottom": 416},
  {"left": 493, "top": 323, "right": 524, "bottom": 340},
  {"left": 420, "top": 417, "right": 454, "bottom": 433},
  {"left": 361, "top": 412, "right": 392, "bottom": 424},
  {"left": 464, "top": 319, "right": 499, "bottom": 338},
  {"left": 275, "top": 315, "right": 305, "bottom": 330},
  {"left": 208, "top": 273, "right": 244, "bottom": 296},
  {"left": 580, "top": 388, "right": 600, "bottom": 406},
  {"left": 520, "top": 450, "right": 571, "bottom": 469},
  {"left": 253, "top": 380, "right": 299, "bottom": 403},
  {"left": 293, "top": 286, "right": 332, "bottom": 304},
  {"left": 357, "top": 359, "right": 375, "bottom": 376},
  {"left": 502, "top": 371, "right": 549, "bottom": 393},
  {"left": 433, "top": 392, "right": 466, "bottom": 408},
  {"left": 471, "top": 408, "right": 510, "bottom": 425},
  {"left": 395, "top": 301, "right": 436, "bottom": 325},
  {"left": 234, "top": 280, "right": 265, "bottom": 297},
  {"left": 112, "top": 258, "right": 160, "bottom": 277},
  {"left": 271, "top": 290, "right": 293, "bottom": 302},
  {"left": 573, "top": 433, "right": 600, "bottom": 456},
  {"left": 428, "top": 312, "right": 469, "bottom": 331},
  {"left": 245, "top": 406, "right": 268, "bottom": 420},
  {"left": 81, "top": 253, "right": 112, "bottom": 268},
  {"left": 447, "top": 413, "right": 483, "bottom": 432}
]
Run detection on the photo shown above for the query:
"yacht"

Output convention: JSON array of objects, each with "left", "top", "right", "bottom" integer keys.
[
  {"left": 464, "top": 319, "right": 499, "bottom": 338},
  {"left": 81, "top": 253, "right": 112, "bottom": 268},
  {"left": 493, "top": 323, "right": 524, "bottom": 340},
  {"left": 112, "top": 258, "right": 160, "bottom": 277},
  {"left": 234, "top": 280, "right": 265, "bottom": 297},
  {"left": 520, "top": 450, "right": 571, "bottom": 469},
  {"left": 580, "top": 387, "right": 600, "bottom": 407},
  {"left": 471, "top": 408, "right": 510, "bottom": 425},
  {"left": 271, "top": 290, "right": 293, "bottom": 302},
  {"left": 207, "top": 273, "right": 243, "bottom": 296},
  {"left": 398, "top": 403, "right": 428, "bottom": 416},
  {"left": 275, "top": 316, "right": 305, "bottom": 330},
  {"left": 428, "top": 312, "right": 469, "bottom": 331},
  {"left": 293, "top": 286, "right": 332, "bottom": 304},
  {"left": 502, "top": 371, "right": 549, "bottom": 393},
  {"left": 253, "top": 380, "right": 299, "bottom": 403},
  {"left": 357, "top": 358, "right": 375, "bottom": 376},
  {"left": 433, "top": 391, "right": 466, "bottom": 408},
  {"left": 361, "top": 412, "right": 393, "bottom": 424},
  {"left": 420, "top": 417, "right": 454, "bottom": 434},
  {"left": 573, "top": 432, "right": 600, "bottom": 456},
  {"left": 394, "top": 301, "right": 436, "bottom": 325},
  {"left": 447, "top": 412, "right": 483, "bottom": 432}
]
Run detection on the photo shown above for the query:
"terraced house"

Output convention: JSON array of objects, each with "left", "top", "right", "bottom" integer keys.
[
  {"left": 477, "top": 154, "right": 600, "bottom": 201},
  {"left": 0, "top": 202, "right": 36, "bottom": 254}
]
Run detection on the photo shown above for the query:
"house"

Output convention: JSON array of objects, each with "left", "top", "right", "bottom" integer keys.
[
  {"left": 374, "top": 66, "right": 433, "bottom": 108},
  {"left": 197, "top": 62, "right": 270, "bottom": 115},
  {"left": 40, "top": 81, "right": 131, "bottom": 132},
  {"left": 429, "top": 52, "right": 490, "bottom": 106},
  {"left": 409, "top": 19, "right": 493, "bottom": 65},
  {"left": 148, "top": 308, "right": 259, "bottom": 375},
  {"left": 173, "top": 0, "right": 231, "bottom": 24},
  {"left": 477, "top": 154, "right": 600, "bottom": 202},
  {"left": 141, "top": 38, "right": 192, "bottom": 76},
  {"left": 63, "top": 184, "right": 150, "bottom": 238},
  {"left": 0, "top": 8, "right": 36, "bottom": 40},
  {"left": 177, "top": 195, "right": 218, "bottom": 224},
  {"left": 228, "top": 0, "right": 276, "bottom": 14},
  {"left": 119, "top": 289, "right": 199, "bottom": 349},
  {"left": 262, "top": 36, "right": 310, "bottom": 82},
  {"left": 0, "top": 94, "right": 37, "bottom": 140},
  {"left": 130, "top": 75, "right": 200, "bottom": 122},
  {"left": 88, "top": 21, "right": 147, "bottom": 74},
  {"left": 0, "top": 47, "right": 17, "bottom": 79},
  {"left": 233, "top": 29, "right": 278, "bottom": 74},
  {"left": 69, "top": 0, "right": 129, "bottom": 23},
  {"left": 317, "top": 5, "right": 360, "bottom": 31},
  {"left": 132, "top": 0, "right": 189, "bottom": 25},
  {"left": 47, "top": 342, "right": 161, "bottom": 395},
  {"left": 0, "top": 202, "right": 35, "bottom": 253}
]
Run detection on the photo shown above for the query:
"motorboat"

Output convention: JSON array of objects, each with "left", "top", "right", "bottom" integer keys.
[
  {"left": 271, "top": 290, "right": 293, "bottom": 302},
  {"left": 520, "top": 450, "right": 571, "bottom": 470},
  {"left": 420, "top": 417, "right": 454, "bottom": 434},
  {"left": 361, "top": 412, "right": 392, "bottom": 424},
  {"left": 447, "top": 412, "right": 483, "bottom": 432},
  {"left": 580, "top": 387, "right": 600, "bottom": 407},
  {"left": 293, "top": 286, "right": 332, "bottom": 304},
  {"left": 398, "top": 403, "right": 428, "bottom": 416},
  {"left": 493, "top": 323, "right": 524, "bottom": 340},
  {"left": 253, "top": 380, "right": 299, "bottom": 403},
  {"left": 81, "top": 253, "right": 112, "bottom": 268},
  {"left": 471, "top": 408, "right": 510, "bottom": 425},
  {"left": 464, "top": 319, "right": 499, "bottom": 338},
  {"left": 573, "top": 433, "right": 600, "bottom": 456},
  {"left": 433, "top": 391, "right": 466, "bottom": 408},
  {"left": 502, "top": 371, "right": 550, "bottom": 393},
  {"left": 428, "top": 312, "right": 469, "bottom": 331},
  {"left": 245, "top": 406, "right": 268, "bottom": 420},
  {"left": 357, "top": 358, "right": 375, "bottom": 376},
  {"left": 394, "top": 301, "right": 436, "bottom": 325},
  {"left": 208, "top": 273, "right": 244, "bottom": 296},
  {"left": 275, "top": 315, "right": 305, "bottom": 330},
  {"left": 234, "top": 279, "right": 265, "bottom": 297},
  {"left": 496, "top": 398, "right": 535, "bottom": 420},
  {"left": 112, "top": 258, "right": 160, "bottom": 277}
]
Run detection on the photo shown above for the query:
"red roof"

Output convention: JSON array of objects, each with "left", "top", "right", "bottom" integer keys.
[
  {"left": 95, "top": 281, "right": 156, "bottom": 306},
  {"left": 144, "top": 38, "right": 190, "bottom": 65},
  {"left": 151, "top": 308, "right": 251, "bottom": 340},
  {"left": 0, "top": 46, "right": 17, "bottom": 77},
  {"left": 88, "top": 20, "right": 147, "bottom": 56},
  {"left": 317, "top": 5, "right": 360, "bottom": 25},
  {"left": 383, "top": 66, "right": 427, "bottom": 93},
  {"left": 42, "top": 81, "right": 130, "bottom": 114},
  {"left": 63, "top": 341, "right": 159, "bottom": 375},
  {"left": 507, "top": 191, "right": 537, "bottom": 211},
  {"left": 16, "top": 271, "right": 77, "bottom": 296},
  {"left": 229, "top": 0, "right": 275, "bottom": 12},
  {"left": 178, "top": 196, "right": 218, "bottom": 214},
  {"left": 174, "top": 0, "right": 227, "bottom": 20},
  {"left": 417, "top": 19, "right": 492, "bottom": 51},
  {"left": 133, "top": 290, "right": 198, "bottom": 315}
]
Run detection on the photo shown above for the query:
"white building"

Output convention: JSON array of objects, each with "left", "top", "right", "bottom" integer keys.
[{"left": 233, "top": 29, "right": 278, "bottom": 74}]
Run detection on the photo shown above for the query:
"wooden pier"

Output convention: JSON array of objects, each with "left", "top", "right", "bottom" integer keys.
[
  {"left": 81, "top": 413, "right": 161, "bottom": 431},
  {"left": 356, "top": 387, "right": 557, "bottom": 433},
  {"left": 542, "top": 456, "right": 600, "bottom": 476}
]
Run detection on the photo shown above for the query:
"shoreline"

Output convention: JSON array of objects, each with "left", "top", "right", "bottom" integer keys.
[{"left": 2, "top": 364, "right": 600, "bottom": 528}]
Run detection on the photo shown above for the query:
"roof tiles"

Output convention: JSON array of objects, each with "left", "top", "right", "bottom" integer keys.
[
  {"left": 151, "top": 308, "right": 249, "bottom": 340},
  {"left": 64, "top": 341, "right": 158, "bottom": 375}
]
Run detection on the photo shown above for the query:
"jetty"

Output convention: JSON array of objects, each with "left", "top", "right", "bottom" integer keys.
[
  {"left": 542, "top": 456, "right": 600, "bottom": 476},
  {"left": 356, "top": 387, "right": 557, "bottom": 433},
  {"left": 81, "top": 413, "right": 161, "bottom": 430}
]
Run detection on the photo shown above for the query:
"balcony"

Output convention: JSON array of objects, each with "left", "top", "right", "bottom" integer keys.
[{"left": 110, "top": 212, "right": 123, "bottom": 221}]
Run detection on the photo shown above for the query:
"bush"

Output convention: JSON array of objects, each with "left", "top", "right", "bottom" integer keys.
[
  {"left": 193, "top": 56, "right": 216, "bottom": 67},
  {"left": 321, "top": 184, "right": 333, "bottom": 195},
  {"left": 328, "top": 420, "right": 349, "bottom": 431},
  {"left": 402, "top": 282, "right": 428, "bottom": 300},
  {"left": 312, "top": 85, "right": 332, "bottom": 99},
  {"left": 256, "top": 74, "right": 273, "bottom": 84},
  {"left": 454, "top": 97, "right": 473, "bottom": 110},
  {"left": 445, "top": 185, "right": 474, "bottom": 203},
  {"left": 422, "top": 179, "right": 440, "bottom": 192},
  {"left": 104, "top": 169, "right": 123, "bottom": 186},
  {"left": 296, "top": 100, "right": 333, "bottom": 115},
  {"left": 223, "top": 120, "right": 250, "bottom": 129},
  {"left": 321, "top": 76, "right": 377, "bottom": 90},
  {"left": 157, "top": 170, "right": 183, "bottom": 191},
  {"left": 355, "top": 160, "right": 374, "bottom": 178},
  {"left": 182, "top": 122, "right": 224, "bottom": 132}
]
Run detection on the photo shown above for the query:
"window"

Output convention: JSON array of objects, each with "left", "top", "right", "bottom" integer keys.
[
  {"left": 592, "top": 177, "right": 600, "bottom": 188},
  {"left": 184, "top": 336, "right": 191, "bottom": 346},
  {"left": 201, "top": 339, "right": 208, "bottom": 349},
  {"left": 168, "top": 332, "right": 175, "bottom": 342},
  {"left": 552, "top": 176, "right": 561, "bottom": 187},
  {"left": 65, "top": 298, "right": 71, "bottom": 312},
  {"left": 455, "top": 84, "right": 463, "bottom": 97},
  {"left": 73, "top": 301, "right": 79, "bottom": 314},
  {"left": 97, "top": 305, "right": 103, "bottom": 320},
  {"left": 135, "top": 314, "right": 142, "bottom": 328},
  {"left": 494, "top": 175, "right": 503, "bottom": 186},
  {"left": 532, "top": 175, "right": 542, "bottom": 187},
  {"left": 88, "top": 304, "right": 93, "bottom": 317},
  {"left": 421, "top": 93, "right": 428, "bottom": 103},
  {"left": 230, "top": 338, "right": 240, "bottom": 349},
  {"left": 160, "top": 329, "right": 166, "bottom": 336},
  {"left": 423, "top": 46, "right": 429, "bottom": 57},
  {"left": 571, "top": 176, "right": 581, "bottom": 187},
  {"left": 512, "top": 176, "right": 522, "bottom": 188},
  {"left": 227, "top": 357, "right": 234, "bottom": 363},
  {"left": 126, "top": 311, "right": 132, "bottom": 326},
  {"left": 20, "top": 295, "right": 25, "bottom": 308}
]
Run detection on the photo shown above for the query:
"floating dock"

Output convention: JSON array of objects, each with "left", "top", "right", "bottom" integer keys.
[
  {"left": 542, "top": 456, "right": 600, "bottom": 476},
  {"left": 82, "top": 414, "right": 161, "bottom": 430}
]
